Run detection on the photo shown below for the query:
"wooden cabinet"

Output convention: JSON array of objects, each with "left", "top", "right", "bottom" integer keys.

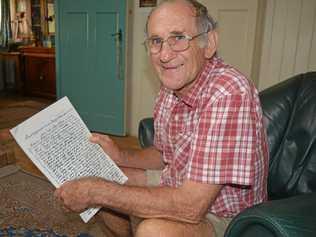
[
  {"left": 0, "top": 52, "right": 22, "bottom": 93},
  {"left": 20, "top": 47, "right": 56, "bottom": 99}
]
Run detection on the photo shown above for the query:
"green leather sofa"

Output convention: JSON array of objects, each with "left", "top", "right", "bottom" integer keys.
[{"left": 138, "top": 72, "right": 316, "bottom": 236}]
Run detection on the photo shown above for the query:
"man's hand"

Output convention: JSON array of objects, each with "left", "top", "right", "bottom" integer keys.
[
  {"left": 89, "top": 133, "right": 124, "bottom": 165},
  {"left": 90, "top": 133, "right": 164, "bottom": 170},
  {"left": 54, "top": 177, "right": 105, "bottom": 212}
]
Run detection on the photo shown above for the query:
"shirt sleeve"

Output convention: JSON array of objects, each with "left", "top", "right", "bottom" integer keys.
[
  {"left": 187, "top": 93, "right": 257, "bottom": 186},
  {"left": 152, "top": 88, "right": 166, "bottom": 152}
]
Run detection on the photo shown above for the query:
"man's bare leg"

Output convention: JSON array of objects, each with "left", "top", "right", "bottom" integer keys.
[
  {"left": 135, "top": 218, "right": 215, "bottom": 237},
  {"left": 98, "top": 167, "right": 147, "bottom": 237},
  {"left": 98, "top": 209, "right": 132, "bottom": 237}
]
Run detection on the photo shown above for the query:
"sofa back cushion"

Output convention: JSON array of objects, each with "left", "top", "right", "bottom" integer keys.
[{"left": 259, "top": 72, "right": 316, "bottom": 200}]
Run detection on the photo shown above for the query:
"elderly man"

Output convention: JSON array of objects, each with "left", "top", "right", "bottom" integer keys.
[{"left": 55, "top": 0, "right": 269, "bottom": 236}]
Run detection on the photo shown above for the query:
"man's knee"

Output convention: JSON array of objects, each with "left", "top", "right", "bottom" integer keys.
[
  {"left": 135, "top": 218, "right": 171, "bottom": 237},
  {"left": 135, "top": 218, "right": 215, "bottom": 237}
]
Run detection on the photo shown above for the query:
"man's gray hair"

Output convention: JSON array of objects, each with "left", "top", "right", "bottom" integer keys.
[{"left": 145, "top": 0, "right": 217, "bottom": 38}]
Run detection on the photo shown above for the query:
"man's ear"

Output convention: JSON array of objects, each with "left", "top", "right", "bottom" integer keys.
[{"left": 204, "top": 30, "right": 218, "bottom": 59}]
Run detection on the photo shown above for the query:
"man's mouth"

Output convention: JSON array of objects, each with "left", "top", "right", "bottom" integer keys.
[{"left": 162, "top": 64, "right": 184, "bottom": 70}]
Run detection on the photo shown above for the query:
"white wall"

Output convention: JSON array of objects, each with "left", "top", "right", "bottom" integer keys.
[
  {"left": 200, "top": 0, "right": 259, "bottom": 79},
  {"left": 258, "top": 0, "right": 316, "bottom": 90},
  {"left": 127, "top": 2, "right": 160, "bottom": 136}
]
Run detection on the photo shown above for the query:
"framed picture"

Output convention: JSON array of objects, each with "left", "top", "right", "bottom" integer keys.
[{"left": 139, "top": 0, "right": 157, "bottom": 8}]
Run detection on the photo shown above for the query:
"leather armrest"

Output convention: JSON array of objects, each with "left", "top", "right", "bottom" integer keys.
[
  {"left": 224, "top": 192, "right": 316, "bottom": 237},
  {"left": 138, "top": 117, "right": 154, "bottom": 148}
]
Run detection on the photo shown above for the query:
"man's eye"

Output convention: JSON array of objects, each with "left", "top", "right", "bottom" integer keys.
[
  {"left": 174, "top": 35, "right": 186, "bottom": 41},
  {"left": 150, "top": 38, "right": 162, "bottom": 45}
]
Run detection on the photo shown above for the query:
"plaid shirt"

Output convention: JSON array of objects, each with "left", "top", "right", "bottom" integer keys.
[{"left": 153, "top": 57, "right": 269, "bottom": 218}]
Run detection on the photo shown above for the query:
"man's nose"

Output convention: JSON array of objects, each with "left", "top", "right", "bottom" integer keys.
[{"left": 159, "top": 42, "right": 176, "bottom": 62}]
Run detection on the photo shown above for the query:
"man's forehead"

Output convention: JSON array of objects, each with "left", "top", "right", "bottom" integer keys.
[
  {"left": 148, "top": 24, "right": 191, "bottom": 37},
  {"left": 147, "top": 2, "right": 196, "bottom": 36},
  {"left": 151, "top": 0, "right": 196, "bottom": 19}
]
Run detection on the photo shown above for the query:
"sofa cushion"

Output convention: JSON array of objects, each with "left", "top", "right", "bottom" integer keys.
[{"left": 259, "top": 72, "right": 316, "bottom": 200}]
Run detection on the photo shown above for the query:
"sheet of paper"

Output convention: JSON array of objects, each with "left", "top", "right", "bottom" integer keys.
[{"left": 10, "top": 96, "right": 128, "bottom": 223}]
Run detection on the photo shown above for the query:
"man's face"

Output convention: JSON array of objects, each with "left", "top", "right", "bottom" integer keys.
[{"left": 147, "top": 1, "right": 210, "bottom": 96}]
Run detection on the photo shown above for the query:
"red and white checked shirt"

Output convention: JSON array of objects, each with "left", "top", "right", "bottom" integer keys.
[{"left": 153, "top": 56, "right": 269, "bottom": 218}]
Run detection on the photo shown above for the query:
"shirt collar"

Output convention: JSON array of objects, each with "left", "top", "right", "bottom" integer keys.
[{"left": 172, "top": 56, "right": 221, "bottom": 108}]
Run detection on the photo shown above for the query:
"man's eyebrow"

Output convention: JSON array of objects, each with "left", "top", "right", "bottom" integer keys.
[
  {"left": 148, "top": 34, "right": 161, "bottom": 39},
  {"left": 170, "top": 30, "right": 186, "bottom": 35},
  {"left": 148, "top": 31, "right": 186, "bottom": 39}
]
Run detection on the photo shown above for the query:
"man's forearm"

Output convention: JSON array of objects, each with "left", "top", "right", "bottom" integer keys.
[
  {"left": 118, "top": 146, "right": 164, "bottom": 170},
  {"left": 90, "top": 180, "right": 219, "bottom": 224}
]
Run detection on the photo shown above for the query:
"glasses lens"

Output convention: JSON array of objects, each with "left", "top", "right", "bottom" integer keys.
[
  {"left": 147, "top": 37, "right": 162, "bottom": 54},
  {"left": 145, "top": 34, "right": 192, "bottom": 54},
  {"left": 168, "top": 35, "right": 189, "bottom": 52}
]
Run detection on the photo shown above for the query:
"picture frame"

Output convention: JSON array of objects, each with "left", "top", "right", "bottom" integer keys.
[{"left": 139, "top": 0, "right": 157, "bottom": 8}]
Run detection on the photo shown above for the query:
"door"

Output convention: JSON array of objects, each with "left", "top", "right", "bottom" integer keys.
[
  {"left": 199, "top": 0, "right": 259, "bottom": 79},
  {"left": 55, "top": 0, "right": 126, "bottom": 135}
]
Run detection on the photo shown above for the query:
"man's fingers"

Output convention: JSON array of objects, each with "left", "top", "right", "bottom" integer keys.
[
  {"left": 62, "top": 205, "right": 71, "bottom": 213},
  {"left": 54, "top": 188, "right": 61, "bottom": 198},
  {"left": 89, "top": 133, "right": 100, "bottom": 143},
  {"left": 89, "top": 133, "right": 111, "bottom": 144},
  {"left": 54, "top": 188, "right": 68, "bottom": 212}
]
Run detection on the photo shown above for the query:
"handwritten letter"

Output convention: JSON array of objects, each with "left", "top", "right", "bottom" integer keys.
[{"left": 10, "top": 97, "right": 128, "bottom": 223}]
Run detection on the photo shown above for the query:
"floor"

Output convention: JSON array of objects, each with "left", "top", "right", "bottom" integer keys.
[{"left": 0, "top": 92, "right": 140, "bottom": 177}]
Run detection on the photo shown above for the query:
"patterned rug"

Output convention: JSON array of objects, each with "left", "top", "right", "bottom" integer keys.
[
  {"left": 0, "top": 165, "right": 105, "bottom": 236},
  {"left": 0, "top": 99, "right": 52, "bottom": 173},
  {"left": 0, "top": 100, "right": 49, "bottom": 130}
]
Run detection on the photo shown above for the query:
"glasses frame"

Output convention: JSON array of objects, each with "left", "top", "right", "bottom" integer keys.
[{"left": 144, "top": 30, "right": 210, "bottom": 54}]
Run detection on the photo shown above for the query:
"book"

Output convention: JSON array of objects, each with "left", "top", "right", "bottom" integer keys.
[{"left": 10, "top": 96, "right": 128, "bottom": 223}]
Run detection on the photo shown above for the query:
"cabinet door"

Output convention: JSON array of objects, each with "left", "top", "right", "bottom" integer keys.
[{"left": 24, "top": 56, "right": 56, "bottom": 98}]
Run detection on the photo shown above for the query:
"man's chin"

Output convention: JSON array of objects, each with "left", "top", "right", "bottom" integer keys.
[
  {"left": 160, "top": 77, "right": 197, "bottom": 96},
  {"left": 161, "top": 83, "right": 187, "bottom": 95},
  {"left": 161, "top": 81, "right": 182, "bottom": 91}
]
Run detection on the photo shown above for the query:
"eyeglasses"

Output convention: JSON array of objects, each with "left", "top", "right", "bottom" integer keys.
[{"left": 144, "top": 31, "right": 209, "bottom": 54}]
